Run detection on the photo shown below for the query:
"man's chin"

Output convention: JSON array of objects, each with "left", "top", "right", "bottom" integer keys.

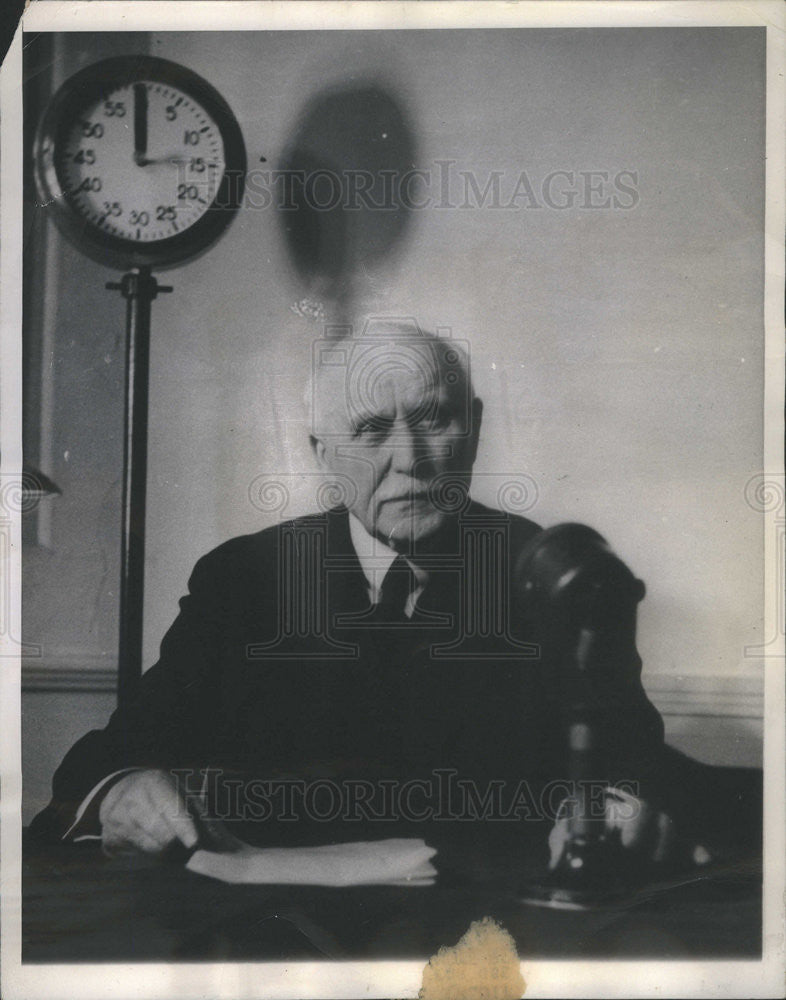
[{"left": 378, "top": 508, "right": 448, "bottom": 551}]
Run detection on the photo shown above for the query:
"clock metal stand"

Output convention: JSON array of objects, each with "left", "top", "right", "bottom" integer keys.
[
  {"left": 32, "top": 56, "right": 247, "bottom": 709},
  {"left": 105, "top": 267, "right": 172, "bottom": 706}
]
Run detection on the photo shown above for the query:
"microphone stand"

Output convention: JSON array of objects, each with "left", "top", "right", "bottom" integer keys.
[{"left": 515, "top": 524, "right": 646, "bottom": 909}]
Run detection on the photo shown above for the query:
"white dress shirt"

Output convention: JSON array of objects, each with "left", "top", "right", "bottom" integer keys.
[{"left": 348, "top": 513, "right": 427, "bottom": 619}]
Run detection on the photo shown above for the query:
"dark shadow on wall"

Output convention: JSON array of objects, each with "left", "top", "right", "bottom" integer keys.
[{"left": 278, "top": 82, "right": 417, "bottom": 317}]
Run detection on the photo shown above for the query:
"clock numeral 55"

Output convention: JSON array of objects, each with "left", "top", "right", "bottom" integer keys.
[{"left": 103, "top": 101, "right": 126, "bottom": 118}]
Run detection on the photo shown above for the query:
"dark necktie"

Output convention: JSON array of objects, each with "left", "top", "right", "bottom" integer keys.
[{"left": 375, "top": 555, "right": 417, "bottom": 622}]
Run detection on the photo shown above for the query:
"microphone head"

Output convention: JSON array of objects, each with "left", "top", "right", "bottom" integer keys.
[{"left": 514, "top": 523, "right": 645, "bottom": 627}]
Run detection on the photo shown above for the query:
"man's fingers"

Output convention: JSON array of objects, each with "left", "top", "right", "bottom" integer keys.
[
  {"left": 652, "top": 810, "right": 676, "bottom": 863},
  {"left": 103, "top": 813, "right": 176, "bottom": 855},
  {"left": 99, "top": 769, "right": 199, "bottom": 855},
  {"left": 550, "top": 790, "right": 682, "bottom": 869},
  {"left": 159, "top": 805, "right": 199, "bottom": 850},
  {"left": 102, "top": 818, "right": 152, "bottom": 856},
  {"left": 137, "top": 805, "right": 181, "bottom": 849},
  {"left": 605, "top": 789, "right": 679, "bottom": 862},
  {"left": 142, "top": 779, "right": 198, "bottom": 849},
  {"left": 127, "top": 819, "right": 168, "bottom": 854},
  {"left": 547, "top": 815, "right": 569, "bottom": 870},
  {"left": 604, "top": 788, "right": 652, "bottom": 850},
  {"left": 619, "top": 799, "right": 651, "bottom": 850},
  {"left": 121, "top": 817, "right": 169, "bottom": 854}
]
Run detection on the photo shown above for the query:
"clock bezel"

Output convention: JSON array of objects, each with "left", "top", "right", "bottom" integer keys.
[{"left": 32, "top": 55, "right": 247, "bottom": 271}]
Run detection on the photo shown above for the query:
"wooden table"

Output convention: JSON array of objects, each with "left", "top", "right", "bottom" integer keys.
[{"left": 23, "top": 827, "right": 761, "bottom": 963}]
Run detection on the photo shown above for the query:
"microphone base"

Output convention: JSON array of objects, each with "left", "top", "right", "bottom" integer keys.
[
  {"left": 518, "top": 875, "right": 633, "bottom": 911},
  {"left": 519, "top": 836, "right": 636, "bottom": 911}
]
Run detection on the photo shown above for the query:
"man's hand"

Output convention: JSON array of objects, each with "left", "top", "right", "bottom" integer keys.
[
  {"left": 98, "top": 769, "right": 199, "bottom": 856},
  {"left": 548, "top": 786, "right": 684, "bottom": 870}
]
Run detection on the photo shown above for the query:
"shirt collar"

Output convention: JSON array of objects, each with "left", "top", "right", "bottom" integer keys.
[{"left": 348, "top": 512, "right": 427, "bottom": 605}]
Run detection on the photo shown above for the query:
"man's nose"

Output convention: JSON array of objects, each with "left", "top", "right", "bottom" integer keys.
[{"left": 389, "top": 420, "right": 423, "bottom": 476}]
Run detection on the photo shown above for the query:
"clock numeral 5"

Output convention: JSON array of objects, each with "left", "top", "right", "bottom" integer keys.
[
  {"left": 156, "top": 205, "right": 177, "bottom": 222},
  {"left": 103, "top": 101, "right": 126, "bottom": 118}
]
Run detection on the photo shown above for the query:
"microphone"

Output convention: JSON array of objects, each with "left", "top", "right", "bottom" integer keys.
[{"left": 514, "top": 524, "right": 647, "bottom": 909}]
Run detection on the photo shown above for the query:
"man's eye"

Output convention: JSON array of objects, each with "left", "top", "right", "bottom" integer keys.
[
  {"left": 354, "top": 417, "right": 392, "bottom": 437},
  {"left": 419, "top": 411, "right": 450, "bottom": 432}
]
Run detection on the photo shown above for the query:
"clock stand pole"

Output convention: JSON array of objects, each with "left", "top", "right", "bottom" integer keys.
[{"left": 106, "top": 267, "right": 172, "bottom": 708}]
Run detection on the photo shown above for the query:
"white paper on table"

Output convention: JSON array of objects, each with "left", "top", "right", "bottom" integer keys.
[{"left": 186, "top": 835, "right": 438, "bottom": 887}]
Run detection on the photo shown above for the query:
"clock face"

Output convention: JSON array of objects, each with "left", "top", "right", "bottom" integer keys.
[
  {"left": 34, "top": 57, "right": 246, "bottom": 269},
  {"left": 56, "top": 82, "right": 226, "bottom": 243}
]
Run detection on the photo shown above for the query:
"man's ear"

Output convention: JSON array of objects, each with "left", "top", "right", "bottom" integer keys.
[
  {"left": 310, "top": 434, "right": 328, "bottom": 470},
  {"left": 467, "top": 396, "right": 483, "bottom": 467}
]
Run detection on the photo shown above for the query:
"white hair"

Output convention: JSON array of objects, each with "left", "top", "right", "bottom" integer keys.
[{"left": 304, "top": 316, "right": 475, "bottom": 434}]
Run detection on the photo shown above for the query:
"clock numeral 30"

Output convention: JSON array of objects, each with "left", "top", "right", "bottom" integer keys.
[{"left": 129, "top": 210, "right": 150, "bottom": 227}]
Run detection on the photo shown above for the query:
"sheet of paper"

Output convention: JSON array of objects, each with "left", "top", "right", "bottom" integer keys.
[{"left": 186, "top": 836, "right": 437, "bottom": 887}]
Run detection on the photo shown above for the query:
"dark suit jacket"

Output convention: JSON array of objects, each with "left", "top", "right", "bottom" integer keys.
[{"left": 31, "top": 503, "right": 756, "bottom": 854}]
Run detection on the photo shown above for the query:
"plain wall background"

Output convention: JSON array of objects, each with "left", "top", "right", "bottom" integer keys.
[{"left": 22, "top": 28, "right": 766, "bottom": 819}]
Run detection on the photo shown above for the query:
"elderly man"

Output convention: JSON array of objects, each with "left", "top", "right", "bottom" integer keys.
[{"left": 31, "top": 319, "right": 742, "bottom": 869}]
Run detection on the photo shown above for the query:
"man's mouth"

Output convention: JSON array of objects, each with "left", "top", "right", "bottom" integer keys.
[{"left": 380, "top": 490, "right": 430, "bottom": 506}]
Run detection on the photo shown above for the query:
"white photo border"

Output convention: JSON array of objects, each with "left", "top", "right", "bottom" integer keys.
[{"left": 2, "top": 3, "right": 784, "bottom": 998}]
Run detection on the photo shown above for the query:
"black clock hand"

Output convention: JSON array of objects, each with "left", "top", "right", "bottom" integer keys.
[{"left": 133, "top": 83, "right": 148, "bottom": 165}]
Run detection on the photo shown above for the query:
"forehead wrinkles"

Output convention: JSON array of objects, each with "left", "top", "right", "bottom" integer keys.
[
  {"left": 315, "top": 341, "right": 445, "bottom": 426},
  {"left": 346, "top": 342, "right": 438, "bottom": 421}
]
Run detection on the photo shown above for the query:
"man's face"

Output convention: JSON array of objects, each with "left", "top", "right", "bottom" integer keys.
[{"left": 311, "top": 338, "right": 482, "bottom": 550}]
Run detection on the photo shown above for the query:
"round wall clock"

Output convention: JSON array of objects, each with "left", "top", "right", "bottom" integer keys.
[{"left": 33, "top": 55, "right": 246, "bottom": 270}]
